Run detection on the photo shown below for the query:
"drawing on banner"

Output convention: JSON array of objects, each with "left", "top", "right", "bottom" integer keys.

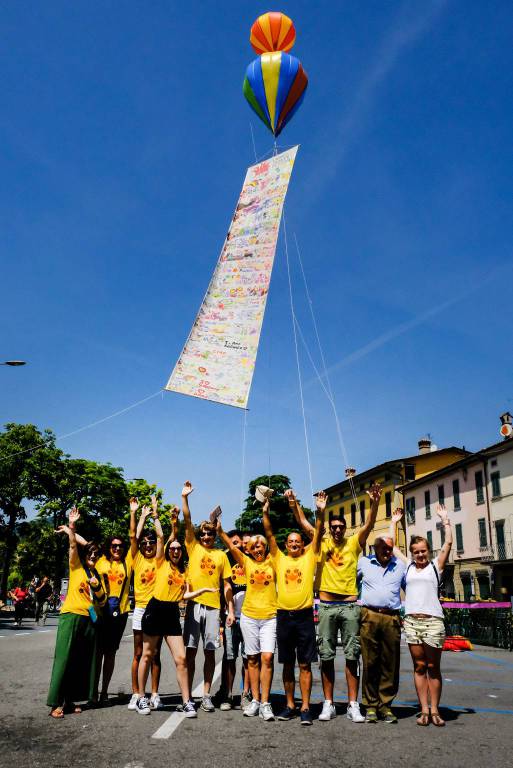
[{"left": 165, "top": 146, "right": 298, "bottom": 409}]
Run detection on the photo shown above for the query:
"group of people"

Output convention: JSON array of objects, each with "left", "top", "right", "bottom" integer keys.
[
  {"left": 46, "top": 480, "right": 453, "bottom": 727},
  {"left": 9, "top": 575, "right": 54, "bottom": 626}
]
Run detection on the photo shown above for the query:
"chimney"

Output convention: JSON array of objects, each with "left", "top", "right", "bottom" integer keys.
[
  {"left": 499, "top": 412, "right": 513, "bottom": 440},
  {"left": 418, "top": 437, "right": 432, "bottom": 454}
]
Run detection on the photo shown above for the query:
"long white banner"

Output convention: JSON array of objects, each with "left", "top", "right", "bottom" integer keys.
[{"left": 165, "top": 146, "right": 298, "bottom": 409}]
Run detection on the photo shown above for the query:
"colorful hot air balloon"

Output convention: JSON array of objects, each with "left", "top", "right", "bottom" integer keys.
[
  {"left": 250, "top": 11, "right": 296, "bottom": 54},
  {"left": 243, "top": 51, "right": 308, "bottom": 137}
]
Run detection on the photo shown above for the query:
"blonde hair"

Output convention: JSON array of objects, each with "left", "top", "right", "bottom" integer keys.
[
  {"left": 409, "top": 535, "right": 432, "bottom": 554},
  {"left": 248, "top": 534, "right": 267, "bottom": 553}
]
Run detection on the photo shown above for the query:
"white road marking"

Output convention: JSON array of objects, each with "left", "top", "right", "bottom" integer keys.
[
  {"left": 16, "top": 632, "right": 31, "bottom": 636},
  {"left": 151, "top": 659, "right": 223, "bottom": 740},
  {"left": 488, "top": 694, "right": 498, "bottom": 698}
]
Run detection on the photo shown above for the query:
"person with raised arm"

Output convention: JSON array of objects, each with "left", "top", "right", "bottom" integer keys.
[
  {"left": 357, "top": 508, "right": 407, "bottom": 723},
  {"left": 95, "top": 496, "right": 138, "bottom": 704},
  {"left": 47, "top": 507, "right": 106, "bottom": 719},
  {"left": 127, "top": 496, "right": 162, "bottom": 712},
  {"left": 217, "top": 519, "right": 277, "bottom": 721},
  {"left": 394, "top": 504, "right": 452, "bottom": 726},
  {"left": 135, "top": 507, "right": 214, "bottom": 716},
  {"left": 181, "top": 481, "right": 234, "bottom": 712},
  {"left": 291, "top": 482, "right": 382, "bottom": 723},
  {"left": 262, "top": 490, "right": 325, "bottom": 725}
]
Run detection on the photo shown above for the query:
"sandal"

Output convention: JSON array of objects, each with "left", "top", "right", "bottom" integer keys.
[
  {"left": 430, "top": 712, "right": 445, "bottom": 727},
  {"left": 73, "top": 705, "right": 82, "bottom": 714},
  {"left": 416, "top": 711, "right": 430, "bottom": 726},
  {"left": 49, "top": 707, "right": 64, "bottom": 719}
]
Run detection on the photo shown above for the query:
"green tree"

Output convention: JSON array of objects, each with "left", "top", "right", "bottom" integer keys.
[
  {"left": 236, "top": 474, "right": 313, "bottom": 548},
  {"left": 0, "top": 424, "right": 63, "bottom": 599}
]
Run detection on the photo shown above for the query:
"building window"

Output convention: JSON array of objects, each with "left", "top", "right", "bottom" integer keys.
[
  {"left": 385, "top": 491, "right": 392, "bottom": 519},
  {"left": 478, "top": 518, "right": 488, "bottom": 548},
  {"left": 438, "top": 484, "right": 445, "bottom": 505},
  {"left": 452, "top": 479, "right": 461, "bottom": 510},
  {"left": 461, "top": 574, "right": 472, "bottom": 602},
  {"left": 426, "top": 530, "right": 433, "bottom": 550},
  {"left": 359, "top": 499, "right": 365, "bottom": 525},
  {"left": 455, "top": 523, "right": 464, "bottom": 553},
  {"left": 404, "top": 464, "right": 415, "bottom": 481},
  {"left": 475, "top": 471, "right": 484, "bottom": 503},
  {"left": 339, "top": 507, "right": 344, "bottom": 521},
  {"left": 491, "top": 471, "right": 501, "bottom": 498},
  {"left": 495, "top": 521, "right": 506, "bottom": 559},
  {"left": 491, "top": 459, "right": 497, "bottom": 467},
  {"left": 406, "top": 497, "right": 416, "bottom": 524},
  {"left": 350, "top": 503, "right": 356, "bottom": 528},
  {"left": 477, "top": 573, "right": 491, "bottom": 600},
  {"left": 425, "top": 490, "right": 431, "bottom": 519}
]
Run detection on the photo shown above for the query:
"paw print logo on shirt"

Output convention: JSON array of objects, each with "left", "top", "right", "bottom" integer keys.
[
  {"left": 326, "top": 550, "right": 344, "bottom": 568},
  {"left": 108, "top": 570, "right": 124, "bottom": 587},
  {"left": 200, "top": 555, "right": 216, "bottom": 576},
  {"left": 284, "top": 567, "right": 302, "bottom": 592},
  {"left": 78, "top": 580, "right": 89, "bottom": 596},
  {"left": 167, "top": 570, "right": 186, "bottom": 587},
  {"left": 140, "top": 568, "right": 156, "bottom": 585},
  {"left": 250, "top": 568, "right": 272, "bottom": 587},
  {"left": 232, "top": 564, "right": 245, "bottom": 581}
]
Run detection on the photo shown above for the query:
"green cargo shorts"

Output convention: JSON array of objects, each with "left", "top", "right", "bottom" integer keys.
[{"left": 317, "top": 601, "right": 361, "bottom": 661}]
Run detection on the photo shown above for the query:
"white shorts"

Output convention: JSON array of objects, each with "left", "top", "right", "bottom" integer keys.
[
  {"left": 131, "top": 606, "right": 146, "bottom": 632},
  {"left": 240, "top": 613, "right": 277, "bottom": 656}
]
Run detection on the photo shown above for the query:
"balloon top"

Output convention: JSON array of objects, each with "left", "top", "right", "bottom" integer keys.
[{"left": 250, "top": 12, "right": 296, "bottom": 55}]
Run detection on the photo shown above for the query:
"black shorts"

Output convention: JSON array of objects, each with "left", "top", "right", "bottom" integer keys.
[
  {"left": 276, "top": 607, "right": 317, "bottom": 665},
  {"left": 99, "top": 612, "right": 128, "bottom": 652},
  {"left": 142, "top": 598, "right": 182, "bottom": 637}
]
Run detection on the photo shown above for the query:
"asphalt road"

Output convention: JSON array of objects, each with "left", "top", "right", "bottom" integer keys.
[{"left": 1, "top": 613, "right": 512, "bottom": 768}]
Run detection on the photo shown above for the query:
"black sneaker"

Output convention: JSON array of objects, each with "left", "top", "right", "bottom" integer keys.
[
  {"left": 277, "top": 706, "right": 297, "bottom": 721},
  {"left": 300, "top": 709, "right": 313, "bottom": 726}
]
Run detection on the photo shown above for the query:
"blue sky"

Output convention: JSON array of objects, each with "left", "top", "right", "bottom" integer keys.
[{"left": 2, "top": 1, "right": 513, "bottom": 527}]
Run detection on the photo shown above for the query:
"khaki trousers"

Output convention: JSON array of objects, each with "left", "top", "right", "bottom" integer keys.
[{"left": 360, "top": 607, "right": 401, "bottom": 710}]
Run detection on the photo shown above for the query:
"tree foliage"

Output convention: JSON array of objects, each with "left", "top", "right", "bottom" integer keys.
[{"left": 236, "top": 474, "right": 313, "bottom": 548}]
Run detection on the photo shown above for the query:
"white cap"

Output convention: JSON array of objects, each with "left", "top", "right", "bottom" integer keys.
[{"left": 255, "top": 485, "right": 275, "bottom": 503}]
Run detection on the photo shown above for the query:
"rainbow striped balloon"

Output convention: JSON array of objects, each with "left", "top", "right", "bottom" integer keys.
[
  {"left": 250, "top": 12, "right": 296, "bottom": 55},
  {"left": 243, "top": 52, "right": 308, "bottom": 137}
]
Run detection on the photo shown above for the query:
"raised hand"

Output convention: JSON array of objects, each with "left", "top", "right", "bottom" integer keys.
[
  {"left": 392, "top": 508, "right": 404, "bottom": 524},
  {"left": 151, "top": 494, "right": 158, "bottom": 516},
  {"left": 366, "top": 483, "right": 383, "bottom": 505},
  {"left": 54, "top": 525, "right": 69, "bottom": 535},
  {"left": 129, "top": 497, "right": 139, "bottom": 513},
  {"left": 182, "top": 481, "right": 193, "bottom": 497},
  {"left": 285, "top": 489, "right": 297, "bottom": 505},
  {"left": 68, "top": 506, "right": 80, "bottom": 526},
  {"left": 315, "top": 490, "right": 328, "bottom": 513},
  {"left": 262, "top": 499, "right": 270, "bottom": 514},
  {"left": 89, "top": 575, "right": 99, "bottom": 589},
  {"left": 141, "top": 505, "right": 152, "bottom": 518},
  {"left": 436, "top": 503, "right": 449, "bottom": 523},
  {"left": 170, "top": 506, "right": 180, "bottom": 523}
]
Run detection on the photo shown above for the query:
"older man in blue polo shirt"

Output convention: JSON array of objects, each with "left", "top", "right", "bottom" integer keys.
[{"left": 358, "top": 521, "right": 406, "bottom": 724}]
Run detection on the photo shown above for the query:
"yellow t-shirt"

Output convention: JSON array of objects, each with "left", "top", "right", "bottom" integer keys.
[
  {"left": 153, "top": 560, "right": 187, "bottom": 603},
  {"left": 185, "top": 539, "right": 231, "bottom": 609},
  {"left": 272, "top": 547, "right": 316, "bottom": 611},
  {"left": 61, "top": 560, "right": 104, "bottom": 617},
  {"left": 97, "top": 552, "right": 134, "bottom": 614},
  {"left": 133, "top": 552, "right": 157, "bottom": 609},
  {"left": 316, "top": 534, "right": 362, "bottom": 596},
  {"left": 242, "top": 554, "right": 277, "bottom": 620}
]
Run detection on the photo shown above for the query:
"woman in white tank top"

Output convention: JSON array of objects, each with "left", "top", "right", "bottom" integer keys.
[{"left": 395, "top": 505, "right": 452, "bottom": 727}]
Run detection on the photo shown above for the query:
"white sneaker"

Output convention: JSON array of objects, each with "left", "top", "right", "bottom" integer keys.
[
  {"left": 346, "top": 701, "right": 365, "bottom": 723},
  {"left": 127, "top": 693, "right": 139, "bottom": 711},
  {"left": 243, "top": 699, "right": 260, "bottom": 717},
  {"left": 183, "top": 700, "right": 197, "bottom": 718},
  {"left": 259, "top": 702, "right": 275, "bottom": 721},
  {"left": 240, "top": 691, "right": 253, "bottom": 711},
  {"left": 136, "top": 696, "right": 151, "bottom": 716},
  {"left": 150, "top": 694, "right": 162, "bottom": 710},
  {"left": 318, "top": 700, "right": 336, "bottom": 721}
]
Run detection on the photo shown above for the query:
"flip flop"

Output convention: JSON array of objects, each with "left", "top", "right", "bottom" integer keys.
[
  {"left": 49, "top": 707, "right": 64, "bottom": 719},
  {"left": 430, "top": 712, "right": 445, "bottom": 727},
  {"left": 416, "top": 712, "right": 430, "bottom": 726}
]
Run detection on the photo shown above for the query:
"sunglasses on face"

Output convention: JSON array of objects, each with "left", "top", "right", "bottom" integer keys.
[
  {"left": 111, "top": 544, "right": 123, "bottom": 550},
  {"left": 170, "top": 546, "right": 182, "bottom": 552},
  {"left": 331, "top": 524, "right": 345, "bottom": 530},
  {"left": 200, "top": 532, "right": 214, "bottom": 538},
  {"left": 141, "top": 540, "right": 154, "bottom": 547}
]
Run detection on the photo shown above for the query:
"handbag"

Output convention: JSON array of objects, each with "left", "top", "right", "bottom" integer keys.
[{"left": 103, "top": 560, "right": 128, "bottom": 619}]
